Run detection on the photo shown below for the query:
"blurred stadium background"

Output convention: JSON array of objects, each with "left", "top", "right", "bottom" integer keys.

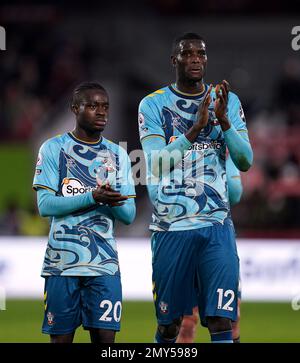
[{"left": 1, "top": 1, "right": 300, "bottom": 342}]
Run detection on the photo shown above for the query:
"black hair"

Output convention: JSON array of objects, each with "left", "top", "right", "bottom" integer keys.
[
  {"left": 172, "top": 32, "right": 205, "bottom": 55},
  {"left": 71, "top": 81, "right": 107, "bottom": 106}
]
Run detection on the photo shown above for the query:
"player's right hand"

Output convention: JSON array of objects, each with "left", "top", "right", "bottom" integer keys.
[
  {"left": 195, "top": 84, "right": 212, "bottom": 131},
  {"left": 92, "top": 185, "right": 128, "bottom": 206},
  {"left": 185, "top": 84, "right": 212, "bottom": 143}
]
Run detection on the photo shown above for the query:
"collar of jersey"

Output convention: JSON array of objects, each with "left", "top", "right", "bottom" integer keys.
[
  {"left": 169, "top": 83, "right": 207, "bottom": 99},
  {"left": 68, "top": 132, "right": 103, "bottom": 146}
]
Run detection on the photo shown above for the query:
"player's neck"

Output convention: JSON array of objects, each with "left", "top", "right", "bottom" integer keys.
[
  {"left": 72, "top": 128, "right": 102, "bottom": 143},
  {"left": 175, "top": 79, "right": 204, "bottom": 95}
]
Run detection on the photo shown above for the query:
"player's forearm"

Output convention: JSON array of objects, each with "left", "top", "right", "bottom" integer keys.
[
  {"left": 185, "top": 124, "right": 203, "bottom": 143},
  {"left": 224, "top": 127, "right": 253, "bottom": 172},
  {"left": 110, "top": 199, "right": 136, "bottom": 225},
  {"left": 37, "top": 189, "right": 96, "bottom": 217},
  {"left": 226, "top": 155, "right": 243, "bottom": 205},
  {"left": 142, "top": 134, "right": 191, "bottom": 177}
]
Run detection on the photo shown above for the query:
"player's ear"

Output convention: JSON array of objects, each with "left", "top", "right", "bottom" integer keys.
[
  {"left": 171, "top": 55, "right": 177, "bottom": 67},
  {"left": 71, "top": 104, "right": 79, "bottom": 115}
]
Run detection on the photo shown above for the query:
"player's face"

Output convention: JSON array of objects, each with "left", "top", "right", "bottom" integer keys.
[
  {"left": 76, "top": 90, "right": 109, "bottom": 133},
  {"left": 173, "top": 40, "right": 207, "bottom": 82}
]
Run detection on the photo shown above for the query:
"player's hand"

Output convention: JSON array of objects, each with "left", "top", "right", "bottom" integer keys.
[
  {"left": 104, "top": 184, "right": 127, "bottom": 207},
  {"left": 185, "top": 84, "right": 212, "bottom": 143},
  {"left": 195, "top": 84, "right": 213, "bottom": 131},
  {"left": 92, "top": 184, "right": 128, "bottom": 206},
  {"left": 214, "top": 80, "right": 231, "bottom": 131}
]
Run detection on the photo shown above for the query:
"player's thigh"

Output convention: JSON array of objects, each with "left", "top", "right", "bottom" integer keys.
[
  {"left": 81, "top": 275, "right": 122, "bottom": 331},
  {"left": 197, "top": 223, "right": 239, "bottom": 326},
  {"left": 43, "top": 276, "right": 81, "bottom": 335},
  {"left": 151, "top": 230, "right": 198, "bottom": 325}
]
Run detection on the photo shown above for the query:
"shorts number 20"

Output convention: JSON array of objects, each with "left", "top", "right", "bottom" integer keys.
[{"left": 99, "top": 300, "right": 122, "bottom": 322}]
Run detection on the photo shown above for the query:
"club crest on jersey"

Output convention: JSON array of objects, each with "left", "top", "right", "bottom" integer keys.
[
  {"left": 138, "top": 112, "right": 148, "bottom": 136},
  {"left": 36, "top": 153, "right": 42, "bottom": 166},
  {"left": 61, "top": 178, "right": 95, "bottom": 197},
  {"left": 159, "top": 301, "right": 169, "bottom": 314},
  {"left": 47, "top": 311, "right": 55, "bottom": 326},
  {"left": 239, "top": 105, "right": 246, "bottom": 122},
  {"left": 96, "top": 157, "right": 117, "bottom": 187},
  {"left": 138, "top": 112, "right": 145, "bottom": 126}
]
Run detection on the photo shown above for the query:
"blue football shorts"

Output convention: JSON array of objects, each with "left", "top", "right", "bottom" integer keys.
[
  {"left": 42, "top": 275, "right": 122, "bottom": 335},
  {"left": 151, "top": 221, "right": 239, "bottom": 327}
]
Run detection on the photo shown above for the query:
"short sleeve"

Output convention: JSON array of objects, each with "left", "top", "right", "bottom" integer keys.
[
  {"left": 138, "top": 97, "right": 165, "bottom": 143},
  {"left": 32, "top": 140, "right": 60, "bottom": 193}
]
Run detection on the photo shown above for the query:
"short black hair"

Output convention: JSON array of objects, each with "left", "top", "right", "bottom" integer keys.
[
  {"left": 71, "top": 81, "right": 107, "bottom": 106},
  {"left": 172, "top": 33, "right": 205, "bottom": 55}
]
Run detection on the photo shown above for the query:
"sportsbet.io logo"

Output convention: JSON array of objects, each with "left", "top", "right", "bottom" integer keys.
[
  {"left": 291, "top": 26, "right": 300, "bottom": 51},
  {"left": 0, "top": 26, "right": 6, "bottom": 50},
  {"left": 61, "top": 178, "right": 96, "bottom": 197}
]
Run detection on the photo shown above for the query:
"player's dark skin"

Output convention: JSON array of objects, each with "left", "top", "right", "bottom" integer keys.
[
  {"left": 171, "top": 39, "right": 231, "bottom": 142},
  {"left": 50, "top": 89, "right": 125, "bottom": 344},
  {"left": 156, "top": 40, "right": 233, "bottom": 340},
  {"left": 72, "top": 89, "right": 128, "bottom": 208}
]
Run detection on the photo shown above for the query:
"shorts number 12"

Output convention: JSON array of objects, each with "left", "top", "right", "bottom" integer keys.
[{"left": 216, "top": 288, "right": 235, "bottom": 311}]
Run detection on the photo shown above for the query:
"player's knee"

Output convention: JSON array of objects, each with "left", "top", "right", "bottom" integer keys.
[
  {"left": 158, "top": 317, "right": 183, "bottom": 340},
  {"left": 179, "top": 316, "right": 198, "bottom": 341},
  {"left": 232, "top": 315, "right": 240, "bottom": 342},
  {"left": 50, "top": 333, "right": 74, "bottom": 343},
  {"left": 182, "top": 310, "right": 198, "bottom": 329},
  {"left": 207, "top": 316, "right": 232, "bottom": 334},
  {"left": 232, "top": 320, "right": 239, "bottom": 340},
  {"left": 89, "top": 328, "right": 116, "bottom": 343}
]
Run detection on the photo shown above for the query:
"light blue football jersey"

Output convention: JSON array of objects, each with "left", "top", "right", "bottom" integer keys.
[
  {"left": 139, "top": 84, "right": 249, "bottom": 231},
  {"left": 33, "top": 132, "right": 135, "bottom": 276}
]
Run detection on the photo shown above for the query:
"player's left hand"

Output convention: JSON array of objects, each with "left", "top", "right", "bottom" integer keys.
[
  {"left": 104, "top": 183, "right": 126, "bottom": 207},
  {"left": 214, "top": 80, "right": 231, "bottom": 131}
]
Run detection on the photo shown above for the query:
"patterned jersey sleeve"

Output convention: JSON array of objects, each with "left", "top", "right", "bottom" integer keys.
[
  {"left": 117, "top": 147, "right": 136, "bottom": 198},
  {"left": 228, "top": 92, "right": 250, "bottom": 143},
  {"left": 138, "top": 97, "right": 166, "bottom": 143},
  {"left": 109, "top": 147, "right": 136, "bottom": 225},
  {"left": 33, "top": 139, "right": 60, "bottom": 193},
  {"left": 226, "top": 154, "right": 243, "bottom": 206}
]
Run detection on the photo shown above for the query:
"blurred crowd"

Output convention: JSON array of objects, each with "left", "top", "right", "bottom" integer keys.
[
  {"left": 0, "top": 26, "right": 94, "bottom": 141},
  {"left": 0, "top": 199, "right": 49, "bottom": 236},
  {"left": 233, "top": 58, "right": 300, "bottom": 234}
]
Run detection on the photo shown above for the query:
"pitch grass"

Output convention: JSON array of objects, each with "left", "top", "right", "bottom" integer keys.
[{"left": 0, "top": 300, "right": 300, "bottom": 343}]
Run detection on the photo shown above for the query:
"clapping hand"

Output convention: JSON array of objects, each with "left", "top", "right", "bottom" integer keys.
[{"left": 214, "top": 80, "right": 231, "bottom": 131}]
